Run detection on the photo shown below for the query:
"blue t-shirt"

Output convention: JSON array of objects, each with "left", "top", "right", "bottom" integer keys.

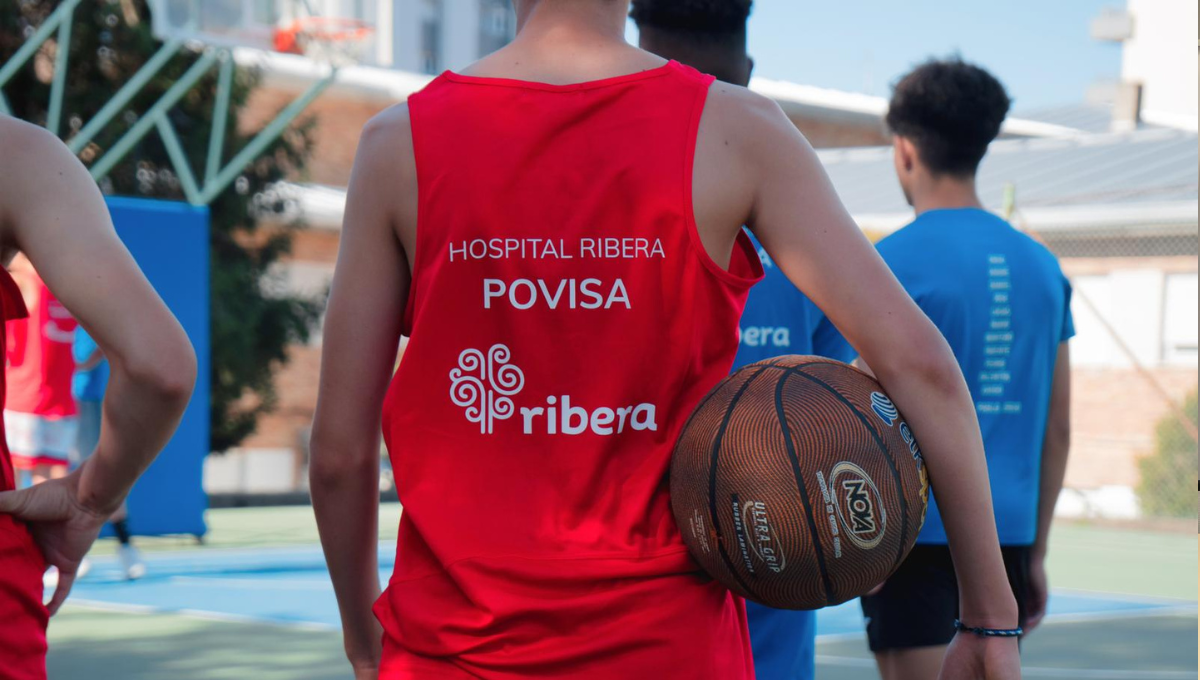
[
  {"left": 734, "top": 231, "right": 855, "bottom": 367},
  {"left": 72, "top": 328, "right": 110, "bottom": 402},
  {"left": 832, "top": 209, "right": 1074, "bottom": 545},
  {"left": 734, "top": 231, "right": 851, "bottom": 680}
]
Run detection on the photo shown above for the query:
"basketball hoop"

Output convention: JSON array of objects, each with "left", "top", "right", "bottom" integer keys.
[{"left": 273, "top": 17, "right": 374, "bottom": 67}]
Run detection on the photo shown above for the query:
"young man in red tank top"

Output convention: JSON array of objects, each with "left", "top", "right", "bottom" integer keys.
[
  {"left": 0, "top": 115, "right": 197, "bottom": 679},
  {"left": 311, "top": 2, "right": 1022, "bottom": 678}
]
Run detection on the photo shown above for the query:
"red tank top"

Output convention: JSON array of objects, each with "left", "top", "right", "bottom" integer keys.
[
  {"left": 5, "top": 271, "right": 78, "bottom": 418},
  {"left": 377, "top": 61, "right": 763, "bottom": 679},
  {"left": 0, "top": 266, "right": 47, "bottom": 680},
  {"left": 0, "top": 267, "right": 28, "bottom": 489}
]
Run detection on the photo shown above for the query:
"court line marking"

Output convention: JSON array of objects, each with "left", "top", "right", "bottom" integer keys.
[
  {"left": 65, "top": 599, "right": 340, "bottom": 632},
  {"left": 167, "top": 575, "right": 334, "bottom": 590},
  {"left": 814, "top": 655, "right": 1197, "bottom": 679}
]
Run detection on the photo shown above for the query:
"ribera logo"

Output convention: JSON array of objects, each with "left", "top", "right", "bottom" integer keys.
[
  {"left": 870, "top": 392, "right": 899, "bottom": 427},
  {"left": 449, "top": 344, "right": 657, "bottom": 436},
  {"left": 449, "top": 344, "right": 526, "bottom": 434}
]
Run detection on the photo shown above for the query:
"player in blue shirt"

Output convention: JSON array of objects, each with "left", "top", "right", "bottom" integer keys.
[
  {"left": 74, "top": 328, "right": 146, "bottom": 580},
  {"left": 841, "top": 59, "right": 1074, "bottom": 680},
  {"left": 634, "top": 3, "right": 853, "bottom": 677}
]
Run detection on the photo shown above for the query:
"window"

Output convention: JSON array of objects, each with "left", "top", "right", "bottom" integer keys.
[{"left": 1162, "top": 272, "right": 1198, "bottom": 365}]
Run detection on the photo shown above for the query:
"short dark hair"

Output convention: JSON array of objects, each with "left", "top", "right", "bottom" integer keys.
[
  {"left": 630, "top": 0, "right": 753, "bottom": 41},
  {"left": 886, "top": 58, "right": 1011, "bottom": 177}
]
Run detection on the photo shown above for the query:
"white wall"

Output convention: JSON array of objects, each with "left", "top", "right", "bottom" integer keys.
[
  {"left": 1122, "top": 0, "right": 1199, "bottom": 127},
  {"left": 1071, "top": 267, "right": 1198, "bottom": 369}
]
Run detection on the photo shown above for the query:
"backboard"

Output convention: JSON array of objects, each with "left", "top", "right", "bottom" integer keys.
[{"left": 149, "top": 0, "right": 375, "bottom": 61}]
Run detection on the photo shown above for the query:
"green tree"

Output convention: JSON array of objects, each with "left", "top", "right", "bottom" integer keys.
[
  {"left": 0, "top": 0, "right": 322, "bottom": 452},
  {"left": 1137, "top": 391, "right": 1199, "bottom": 518}
]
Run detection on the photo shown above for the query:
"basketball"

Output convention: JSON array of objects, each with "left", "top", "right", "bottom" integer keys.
[{"left": 671, "top": 356, "right": 930, "bottom": 610}]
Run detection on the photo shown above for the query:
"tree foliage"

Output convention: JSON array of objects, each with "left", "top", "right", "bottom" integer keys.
[
  {"left": 1, "top": 0, "right": 322, "bottom": 452},
  {"left": 1137, "top": 391, "right": 1199, "bottom": 518}
]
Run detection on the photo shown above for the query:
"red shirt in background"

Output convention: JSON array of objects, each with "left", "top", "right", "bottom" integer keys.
[
  {"left": 5, "top": 270, "right": 77, "bottom": 418},
  {"left": 0, "top": 265, "right": 49, "bottom": 679}
]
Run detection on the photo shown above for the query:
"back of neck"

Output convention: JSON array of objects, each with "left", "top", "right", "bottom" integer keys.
[
  {"left": 462, "top": 1, "right": 660, "bottom": 83},
  {"left": 912, "top": 177, "right": 984, "bottom": 216}
]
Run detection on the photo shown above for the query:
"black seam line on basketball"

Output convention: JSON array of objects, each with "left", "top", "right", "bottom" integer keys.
[
  {"left": 774, "top": 369, "right": 836, "bottom": 605},
  {"left": 785, "top": 366, "right": 910, "bottom": 574},
  {"left": 750, "top": 360, "right": 839, "bottom": 374},
  {"left": 706, "top": 363, "right": 775, "bottom": 601},
  {"left": 677, "top": 358, "right": 791, "bottom": 444}
]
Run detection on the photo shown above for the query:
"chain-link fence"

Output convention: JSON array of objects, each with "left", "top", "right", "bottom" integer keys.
[{"left": 1011, "top": 209, "right": 1198, "bottom": 527}]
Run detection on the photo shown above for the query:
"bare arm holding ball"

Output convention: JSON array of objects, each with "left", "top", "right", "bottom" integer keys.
[{"left": 692, "top": 84, "right": 1020, "bottom": 679}]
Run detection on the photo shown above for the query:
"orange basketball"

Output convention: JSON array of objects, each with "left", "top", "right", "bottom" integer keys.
[{"left": 670, "top": 356, "right": 930, "bottom": 609}]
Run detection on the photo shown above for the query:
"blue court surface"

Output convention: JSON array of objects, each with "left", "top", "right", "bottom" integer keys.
[
  {"left": 46, "top": 511, "right": 1198, "bottom": 680},
  {"left": 66, "top": 543, "right": 1196, "bottom": 636}
]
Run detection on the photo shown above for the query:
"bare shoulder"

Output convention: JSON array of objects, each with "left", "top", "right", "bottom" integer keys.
[
  {"left": 701, "top": 82, "right": 799, "bottom": 149},
  {"left": 348, "top": 104, "right": 417, "bottom": 256},
  {"left": 359, "top": 103, "right": 414, "bottom": 166},
  {"left": 0, "top": 117, "right": 99, "bottom": 240},
  {"left": 0, "top": 115, "right": 61, "bottom": 155},
  {"left": 0, "top": 117, "right": 80, "bottom": 192},
  {"left": 350, "top": 103, "right": 416, "bottom": 199},
  {"left": 693, "top": 82, "right": 805, "bottom": 228}
]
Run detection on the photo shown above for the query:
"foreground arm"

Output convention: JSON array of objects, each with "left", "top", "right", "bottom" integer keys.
[
  {"left": 1027, "top": 342, "right": 1071, "bottom": 631},
  {"left": 310, "top": 109, "right": 412, "bottom": 678},
  {"left": 0, "top": 119, "right": 196, "bottom": 612},
  {"left": 722, "top": 93, "right": 1019, "bottom": 676}
]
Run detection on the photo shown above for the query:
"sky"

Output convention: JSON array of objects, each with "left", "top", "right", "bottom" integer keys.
[{"left": 628, "top": 1, "right": 1125, "bottom": 113}]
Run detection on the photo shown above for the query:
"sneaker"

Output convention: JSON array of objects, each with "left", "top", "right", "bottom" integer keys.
[{"left": 117, "top": 544, "right": 146, "bottom": 581}]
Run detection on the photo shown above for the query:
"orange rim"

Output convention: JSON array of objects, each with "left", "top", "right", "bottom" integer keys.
[{"left": 284, "top": 17, "right": 372, "bottom": 40}]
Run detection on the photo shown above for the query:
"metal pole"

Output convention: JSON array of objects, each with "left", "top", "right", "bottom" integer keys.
[
  {"left": 89, "top": 51, "right": 219, "bottom": 183},
  {"left": 45, "top": 17, "right": 74, "bottom": 136},
  {"left": 0, "top": 0, "right": 83, "bottom": 87},
  {"left": 1002, "top": 182, "right": 1016, "bottom": 221},
  {"left": 205, "top": 53, "right": 235, "bottom": 184},
  {"left": 68, "top": 38, "right": 185, "bottom": 153},
  {"left": 156, "top": 115, "right": 202, "bottom": 205},
  {"left": 197, "top": 70, "right": 336, "bottom": 204}
]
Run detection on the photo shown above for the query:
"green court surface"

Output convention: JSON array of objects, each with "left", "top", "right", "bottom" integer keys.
[
  {"left": 815, "top": 612, "right": 1198, "bottom": 679},
  {"left": 47, "top": 506, "right": 1198, "bottom": 679}
]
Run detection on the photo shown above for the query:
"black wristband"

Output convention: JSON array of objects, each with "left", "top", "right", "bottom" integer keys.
[{"left": 954, "top": 619, "right": 1023, "bottom": 638}]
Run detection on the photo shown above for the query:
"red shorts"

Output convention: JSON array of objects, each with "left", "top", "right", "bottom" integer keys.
[
  {"left": 4, "top": 411, "right": 77, "bottom": 470},
  {"left": 0, "top": 515, "right": 48, "bottom": 679}
]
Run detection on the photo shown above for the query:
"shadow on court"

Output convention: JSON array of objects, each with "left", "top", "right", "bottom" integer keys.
[{"left": 48, "top": 609, "right": 346, "bottom": 680}]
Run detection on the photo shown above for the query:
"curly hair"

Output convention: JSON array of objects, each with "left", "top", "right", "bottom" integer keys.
[
  {"left": 886, "top": 58, "right": 1011, "bottom": 177},
  {"left": 629, "top": 0, "right": 753, "bottom": 36}
]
